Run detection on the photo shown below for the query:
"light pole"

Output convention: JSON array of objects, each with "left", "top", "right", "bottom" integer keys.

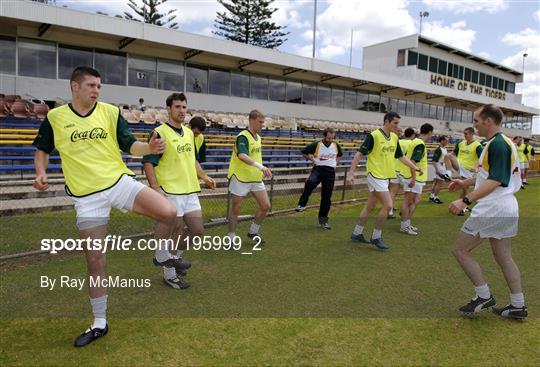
[
  {"left": 349, "top": 29, "right": 355, "bottom": 67},
  {"left": 312, "top": 0, "right": 318, "bottom": 59},
  {"left": 419, "top": 11, "right": 429, "bottom": 35},
  {"left": 522, "top": 52, "right": 528, "bottom": 74}
]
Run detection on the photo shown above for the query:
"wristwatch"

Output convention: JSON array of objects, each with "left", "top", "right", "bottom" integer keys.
[{"left": 462, "top": 197, "right": 472, "bottom": 205}]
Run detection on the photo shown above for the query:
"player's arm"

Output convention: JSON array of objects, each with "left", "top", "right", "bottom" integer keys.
[
  {"left": 336, "top": 143, "right": 343, "bottom": 164},
  {"left": 431, "top": 147, "right": 442, "bottom": 174},
  {"left": 236, "top": 136, "right": 272, "bottom": 179},
  {"left": 396, "top": 143, "right": 422, "bottom": 176},
  {"left": 116, "top": 114, "right": 165, "bottom": 156},
  {"left": 301, "top": 141, "right": 317, "bottom": 165},
  {"left": 32, "top": 117, "right": 55, "bottom": 191},
  {"left": 141, "top": 132, "right": 164, "bottom": 195},
  {"left": 347, "top": 134, "right": 373, "bottom": 184},
  {"left": 195, "top": 160, "right": 216, "bottom": 189}
]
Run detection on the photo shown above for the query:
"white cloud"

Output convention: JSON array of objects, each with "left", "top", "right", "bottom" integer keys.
[
  {"left": 478, "top": 51, "right": 490, "bottom": 59},
  {"left": 501, "top": 28, "right": 540, "bottom": 108},
  {"left": 535, "top": 9, "right": 540, "bottom": 22},
  {"left": 308, "top": 0, "right": 415, "bottom": 61},
  {"left": 194, "top": 26, "right": 214, "bottom": 37},
  {"left": 272, "top": 1, "right": 311, "bottom": 30},
  {"left": 292, "top": 43, "right": 313, "bottom": 58},
  {"left": 422, "top": 0, "right": 508, "bottom": 14},
  {"left": 421, "top": 20, "right": 476, "bottom": 51}
]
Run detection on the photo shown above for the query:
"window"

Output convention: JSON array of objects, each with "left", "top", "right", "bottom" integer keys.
[
  {"left": 414, "top": 101, "right": 423, "bottom": 118},
  {"left": 331, "top": 88, "right": 344, "bottom": 109},
  {"left": 286, "top": 80, "right": 302, "bottom": 103},
  {"left": 453, "top": 64, "right": 459, "bottom": 79},
  {"left": 429, "top": 56, "right": 438, "bottom": 73},
  {"left": 209, "top": 68, "right": 230, "bottom": 96},
  {"left": 128, "top": 55, "right": 156, "bottom": 88},
  {"left": 397, "top": 99, "right": 407, "bottom": 116},
  {"left": 231, "top": 72, "right": 250, "bottom": 98},
  {"left": 379, "top": 96, "right": 389, "bottom": 113},
  {"left": 0, "top": 36, "right": 16, "bottom": 75},
  {"left": 443, "top": 107, "right": 451, "bottom": 121},
  {"left": 268, "top": 78, "right": 285, "bottom": 101},
  {"left": 157, "top": 59, "right": 184, "bottom": 91},
  {"left": 458, "top": 66, "right": 464, "bottom": 80},
  {"left": 397, "top": 49, "right": 406, "bottom": 66},
  {"left": 317, "top": 85, "right": 331, "bottom": 107},
  {"left": 498, "top": 78, "right": 504, "bottom": 91},
  {"left": 387, "top": 98, "right": 397, "bottom": 112},
  {"left": 479, "top": 72, "right": 486, "bottom": 86},
  {"left": 452, "top": 108, "right": 462, "bottom": 122},
  {"left": 437, "top": 105, "right": 444, "bottom": 120},
  {"left": 438, "top": 60, "right": 447, "bottom": 75},
  {"left": 471, "top": 70, "right": 479, "bottom": 84},
  {"left": 447, "top": 62, "right": 454, "bottom": 77},
  {"left": 418, "top": 54, "right": 428, "bottom": 70},
  {"left": 485, "top": 75, "right": 492, "bottom": 88},
  {"left": 186, "top": 64, "right": 208, "bottom": 93},
  {"left": 58, "top": 44, "right": 93, "bottom": 80},
  {"left": 250, "top": 74, "right": 268, "bottom": 100},
  {"left": 18, "top": 38, "right": 56, "bottom": 79},
  {"left": 405, "top": 100, "right": 415, "bottom": 116},
  {"left": 357, "top": 91, "right": 369, "bottom": 110},
  {"left": 94, "top": 49, "right": 126, "bottom": 85},
  {"left": 429, "top": 104, "right": 437, "bottom": 119},
  {"left": 505, "top": 81, "right": 515, "bottom": 94},
  {"left": 343, "top": 89, "right": 356, "bottom": 110},
  {"left": 408, "top": 51, "right": 418, "bottom": 66},
  {"left": 492, "top": 76, "right": 498, "bottom": 89},
  {"left": 464, "top": 68, "right": 471, "bottom": 82},
  {"left": 302, "top": 83, "right": 317, "bottom": 105}
]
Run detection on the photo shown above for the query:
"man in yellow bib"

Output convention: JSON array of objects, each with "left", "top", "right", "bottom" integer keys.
[
  {"left": 346, "top": 112, "right": 421, "bottom": 251},
  {"left": 32, "top": 66, "right": 177, "bottom": 347},
  {"left": 513, "top": 136, "right": 527, "bottom": 190},
  {"left": 448, "top": 104, "right": 527, "bottom": 319},
  {"left": 188, "top": 116, "right": 207, "bottom": 163},
  {"left": 399, "top": 123, "right": 434, "bottom": 236},
  {"left": 388, "top": 127, "right": 415, "bottom": 219},
  {"left": 523, "top": 138, "right": 535, "bottom": 185},
  {"left": 227, "top": 110, "right": 272, "bottom": 244},
  {"left": 143, "top": 93, "right": 216, "bottom": 290}
]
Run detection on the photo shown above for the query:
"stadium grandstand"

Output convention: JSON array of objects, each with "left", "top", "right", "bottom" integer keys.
[{"left": 0, "top": 0, "right": 538, "bottom": 214}]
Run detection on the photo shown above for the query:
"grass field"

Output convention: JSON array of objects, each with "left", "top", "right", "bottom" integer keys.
[{"left": 1, "top": 179, "right": 539, "bottom": 365}]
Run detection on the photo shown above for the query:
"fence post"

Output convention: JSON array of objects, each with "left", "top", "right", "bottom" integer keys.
[
  {"left": 341, "top": 165, "right": 347, "bottom": 202},
  {"left": 226, "top": 180, "right": 231, "bottom": 222},
  {"left": 269, "top": 174, "right": 275, "bottom": 213}
]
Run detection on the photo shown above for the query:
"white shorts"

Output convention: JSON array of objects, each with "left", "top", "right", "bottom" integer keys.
[
  {"left": 461, "top": 195, "right": 519, "bottom": 239},
  {"left": 401, "top": 179, "right": 425, "bottom": 194},
  {"left": 166, "top": 193, "right": 201, "bottom": 216},
  {"left": 433, "top": 163, "right": 446, "bottom": 180},
  {"left": 229, "top": 176, "right": 266, "bottom": 197},
  {"left": 389, "top": 174, "right": 403, "bottom": 185},
  {"left": 520, "top": 162, "right": 528, "bottom": 169},
  {"left": 459, "top": 164, "right": 475, "bottom": 179},
  {"left": 367, "top": 174, "right": 389, "bottom": 192},
  {"left": 72, "top": 174, "right": 145, "bottom": 230}
]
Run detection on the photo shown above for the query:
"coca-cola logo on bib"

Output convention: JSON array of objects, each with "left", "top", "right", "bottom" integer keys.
[{"left": 70, "top": 128, "right": 108, "bottom": 142}]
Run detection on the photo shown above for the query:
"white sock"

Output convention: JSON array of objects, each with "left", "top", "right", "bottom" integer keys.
[
  {"left": 90, "top": 295, "right": 107, "bottom": 329},
  {"left": 372, "top": 229, "right": 382, "bottom": 240},
  {"left": 474, "top": 284, "right": 491, "bottom": 299},
  {"left": 163, "top": 265, "right": 176, "bottom": 280},
  {"left": 249, "top": 222, "right": 260, "bottom": 235},
  {"left": 176, "top": 249, "right": 184, "bottom": 258},
  {"left": 429, "top": 193, "right": 435, "bottom": 198},
  {"left": 401, "top": 220, "right": 408, "bottom": 230},
  {"left": 523, "top": 178, "right": 527, "bottom": 183},
  {"left": 155, "top": 245, "right": 170, "bottom": 263},
  {"left": 446, "top": 170, "right": 452, "bottom": 178},
  {"left": 510, "top": 293, "right": 525, "bottom": 308},
  {"left": 353, "top": 224, "right": 364, "bottom": 236}
]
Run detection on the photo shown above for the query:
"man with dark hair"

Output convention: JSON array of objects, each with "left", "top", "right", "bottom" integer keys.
[
  {"left": 143, "top": 93, "right": 216, "bottom": 290},
  {"left": 295, "top": 127, "right": 343, "bottom": 229},
  {"left": 513, "top": 136, "right": 527, "bottom": 189},
  {"left": 399, "top": 123, "right": 434, "bottom": 235},
  {"left": 137, "top": 98, "right": 146, "bottom": 111},
  {"left": 429, "top": 135, "right": 452, "bottom": 204},
  {"left": 523, "top": 138, "right": 535, "bottom": 185},
  {"left": 188, "top": 116, "right": 207, "bottom": 163},
  {"left": 346, "top": 112, "right": 421, "bottom": 250},
  {"left": 227, "top": 109, "right": 272, "bottom": 243},
  {"left": 388, "top": 127, "right": 416, "bottom": 219},
  {"left": 448, "top": 104, "right": 527, "bottom": 319},
  {"left": 33, "top": 66, "right": 177, "bottom": 347}
]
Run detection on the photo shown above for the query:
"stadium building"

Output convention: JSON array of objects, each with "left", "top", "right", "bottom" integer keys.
[{"left": 0, "top": 0, "right": 538, "bottom": 135}]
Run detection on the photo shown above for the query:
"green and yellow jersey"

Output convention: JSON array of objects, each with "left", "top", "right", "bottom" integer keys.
[
  {"left": 359, "top": 128, "right": 403, "bottom": 179},
  {"left": 395, "top": 139, "right": 413, "bottom": 177},
  {"left": 402, "top": 138, "right": 427, "bottom": 182},
  {"left": 227, "top": 130, "right": 263, "bottom": 183},
  {"left": 515, "top": 143, "right": 527, "bottom": 163},
  {"left": 454, "top": 140, "right": 483, "bottom": 170}
]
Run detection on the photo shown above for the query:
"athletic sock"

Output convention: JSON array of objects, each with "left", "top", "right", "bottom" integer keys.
[
  {"left": 429, "top": 193, "right": 435, "bottom": 198},
  {"left": 228, "top": 232, "right": 236, "bottom": 241},
  {"left": 176, "top": 249, "right": 184, "bottom": 258},
  {"left": 388, "top": 209, "right": 393, "bottom": 216},
  {"left": 352, "top": 224, "right": 364, "bottom": 236},
  {"left": 474, "top": 284, "right": 491, "bottom": 299},
  {"left": 90, "top": 295, "right": 107, "bottom": 329},
  {"left": 248, "top": 222, "right": 260, "bottom": 235},
  {"left": 155, "top": 245, "right": 170, "bottom": 263},
  {"left": 510, "top": 293, "right": 525, "bottom": 307},
  {"left": 372, "top": 229, "right": 382, "bottom": 240},
  {"left": 400, "top": 220, "right": 408, "bottom": 230},
  {"left": 163, "top": 265, "right": 176, "bottom": 280}
]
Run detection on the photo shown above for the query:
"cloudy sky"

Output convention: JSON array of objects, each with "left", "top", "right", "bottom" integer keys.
[{"left": 55, "top": 0, "right": 539, "bottom": 110}]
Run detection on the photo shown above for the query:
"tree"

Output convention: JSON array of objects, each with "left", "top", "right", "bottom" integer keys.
[
  {"left": 123, "top": 0, "right": 178, "bottom": 29},
  {"left": 213, "top": 0, "right": 289, "bottom": 49}
]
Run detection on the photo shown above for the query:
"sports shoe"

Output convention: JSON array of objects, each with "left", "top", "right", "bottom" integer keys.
[
  {"left": 387, "top": 212, "right": 396, "bottom": 219},
  {"left": 247, "top": 232, "right": 265, "bottom": 245},
  {"left": 521, "top": 185, "right": 525, "bottom": 190},
  {"left": 523, "top": 181, "right": 529, "bottom": 185},
  {"left": 492, "top": 304, "right": 528, "bottom": 319},
  {"left": 350, "top": 233, "right": 370, "bottom": 243},
  {"left": 164, "top": 276, "right": 190, "bottom": 290},
  {"left": 74, "top": 324, "right": 108, "bottom": 347},
  {"left": 433, "top": 197, "right": 443, "bottom": 204},
  {"left": 429, "top": 196, "right": 435, "bottom": 202},
  {"left": 400, "top": 226, "right": 418, "bottom": 235},
  {"left": 153, "top": 257, "right": 191, "bottom": 274},
  {"left": 370, "top": 237, "right": 389, "bottom": 251},
  {"left": 319, "top": 221, "right": 331, "bottom": 230},
  {"left": 408, "top": 224, "right": 418, "bottom": 231},
  {"left": 295, "top": 205, "right": 306, "bottom": 212},
  {"left": 459, "top": 295, "right": 496, "bottom": 316}
]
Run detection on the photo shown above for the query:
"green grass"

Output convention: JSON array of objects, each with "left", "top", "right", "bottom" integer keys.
[{"left": 0, "top": 179, "right": 539, "bottom": 365}]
